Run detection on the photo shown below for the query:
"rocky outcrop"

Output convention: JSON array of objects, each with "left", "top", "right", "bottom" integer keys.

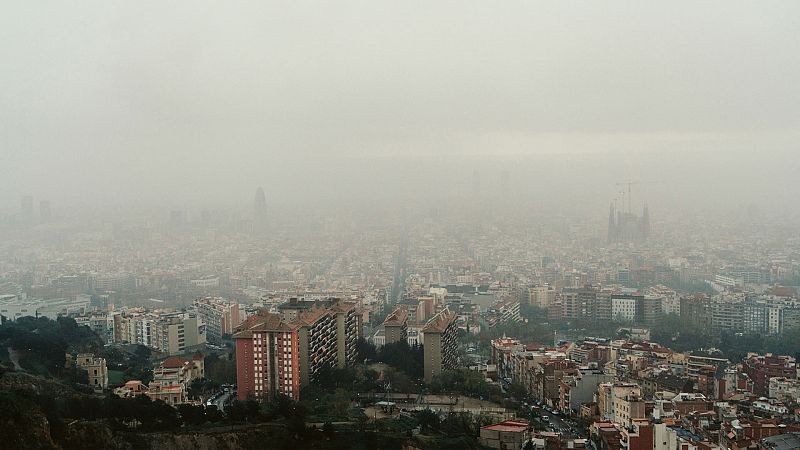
[{"left": 0, "top": 396, "right": 59, "bottom": 450}]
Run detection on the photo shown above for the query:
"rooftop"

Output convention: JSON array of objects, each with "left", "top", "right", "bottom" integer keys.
[
  {"left": 422, "top": 308, "right": 457, "bottom": 333},
  {"left": 161, "top": 356, "right": 190, "bottom": 369},
  {"left": 481, "top": 420, "right": 529, "bottom": 432},
  {"left": 761, "top": 432, "right": 800, "bottom": 450},
  {"left": 383, "top": 308, "right": 409, "bottom": 326},
  {"left": 234, "top": 312, "right": 289, "bottom": 337}
]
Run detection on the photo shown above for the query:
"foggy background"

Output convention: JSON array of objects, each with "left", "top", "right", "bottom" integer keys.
[{"left": 2, "top": 1, "right": 799, "bottom": 216}]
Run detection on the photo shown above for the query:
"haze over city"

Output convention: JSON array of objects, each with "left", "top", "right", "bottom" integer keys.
[
  {"left": 2, "top": 3, "right": 800, "bottom": 450},
  {"left": 2, "top": 1, "right": 799, "bottom": 213}
]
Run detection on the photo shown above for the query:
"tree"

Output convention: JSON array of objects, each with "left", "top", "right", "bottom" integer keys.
[
  {"left": 507, "top": 382, "right": 528, "bottom": 401},
  {"left": 145, "top": 399, "right": 182, "bottom": 430},
  {"left": 62, "top": 366, "right": 89, "bottom": 385},
  {"left": 377, "top": 341, "right": 424, "bottom": 379},
  {"left": 188, "top": 378, "right": 218, "bottom": 400},
  {"left": 429, "top": 369, "right": 503, "bottom": 402},
  {"left": 205, "top": 353, "right": 236, "bottom": 385},
  {"left": 331, "top": 388, "right": 351, "bottom": 417},
  {"left": 286, "top": 402, "right": 308, "bottom": 438},
  {"left": 57, "top": 317, "right": 103, "bottom": 353},
  {"left": 356, "top": 337, "right": 377, "bottom": 362},
  {"left": 382, "top": 367, "right": 417, "bottom": 393},
  {"left": 177, "top": 404, "right": 206, "bottom": 426},
  {"left": 204, "top": 405, "right": 225, "bottom": 423},
  {"left": 226, "top": 399, "right": 261, "bottom": 423},
  {"left": 132, "top": 345, "right": 151, "bottom": 363},
  {"left": 441, "top": 412, "right": 474, "bottom": 436},
  {"left": 416, "top": 409, "right": 440, "bottom": 434},
  {"left": 322, "top": 421, "right": 335, "bottom": 440}
]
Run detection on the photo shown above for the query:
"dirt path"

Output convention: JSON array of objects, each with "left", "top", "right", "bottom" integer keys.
[{"left": 7, "top": 347, "right": 24, "bottom": 371}]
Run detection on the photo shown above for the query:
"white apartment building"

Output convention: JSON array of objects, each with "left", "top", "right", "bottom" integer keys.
[{"left": 612, "top": 297, "right": 637, "bottom": 322}]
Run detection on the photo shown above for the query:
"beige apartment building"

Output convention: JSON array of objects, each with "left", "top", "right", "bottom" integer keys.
[
  {"left": 423, "top": 308, "right": 458, "bottom": 382},
  {"left": 383, "top": 307, "right": 409, "bottom": 345}
]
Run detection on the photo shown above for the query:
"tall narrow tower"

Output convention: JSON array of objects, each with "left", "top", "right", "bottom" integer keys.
[
  {"left": 607, "top": 202, "right": 617, "bottom": 243},
  {"left": 254, "top": 187, "right": 267, "bottom": 225}
]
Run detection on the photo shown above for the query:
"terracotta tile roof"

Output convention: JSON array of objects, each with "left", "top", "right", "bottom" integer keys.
[
  {"left": 233, "top": 312, "right": 289, "bottom": 338},
  {"left": 769, "top": 286, "right": 796, "bottom": 298},
  {"left": 329, "top": 299, "right": 357, "bottom": 314},
  {"left": 161, "top": 356, "right": 189, "bottom": 369},
  {"left": 481, "top": 420, "right": 529, "bottom": 432},
  {"left": 383, "top": 308, "right": 408, "bottom": 326},
  {"left": 422, "top": 309, "right": 456, "bottom": 333},
  {"left": 289, "top": 305, "right": 331, "bottom": 328}
]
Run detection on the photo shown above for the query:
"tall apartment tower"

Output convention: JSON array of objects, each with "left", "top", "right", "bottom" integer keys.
[
  {"left": 423, "top": 308, "right": 458, "bottom": 382},
  {"left": 234, "top": 313, "right": 298, "bottom": 400},
  {"left": 235, "top": 299, "right": 359, "bottom": 401},
  {"left": 383, "top": 308, "right": 409, "bottom": 345},
  {"left": 194, "top": 297, "right": 243, "bottom": 344},
  {"left": 332, "top": 301, "right": 360, "bottom": 368}
]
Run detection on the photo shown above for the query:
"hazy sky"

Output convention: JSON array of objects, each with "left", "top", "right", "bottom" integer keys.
[{"left": 2, "top": 1, "right": 799, "bottom": 211}]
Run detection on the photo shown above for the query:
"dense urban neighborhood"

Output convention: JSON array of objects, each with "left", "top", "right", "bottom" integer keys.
[
  {"left": 1, "top": 197, "right": 799, "bottom": 449},
  {"left": 3, "top": 2, "right": 800, "bottom": 449}
]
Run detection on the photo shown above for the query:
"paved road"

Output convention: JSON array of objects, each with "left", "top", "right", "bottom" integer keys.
[
  {"left": 540, "top": 410, "right": 586, "bottom": 439},
  {"left": 211, "top": 392, "right": 232, "bottom": 411},
  {"left": 390, "top": 234, "right": 408, "bottom": 303}
]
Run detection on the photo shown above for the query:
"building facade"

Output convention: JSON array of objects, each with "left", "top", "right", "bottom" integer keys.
[
  {"left": 194, "top": 297, "right": 243, "bottom": 343},
  {"left": 75, "top": 353, "right": 108, "bottom": 391},
  {"left": 383, "top": 307, "right": 409, "bottom": 345},
  {"left": 235, "top": 299, "right": 360, "bottom": 401},
  {"left": 423, "top": 308, "right": 458, "bottom": 382}
]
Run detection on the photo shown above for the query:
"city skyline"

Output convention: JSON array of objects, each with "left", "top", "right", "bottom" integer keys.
[{"left": 2, "top": 2, "right": 800, "bottom": 449}]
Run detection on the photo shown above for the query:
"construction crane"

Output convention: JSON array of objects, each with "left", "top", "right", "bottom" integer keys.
[{"left": 615, "top": 180, "right": 665, "bottom": 214}]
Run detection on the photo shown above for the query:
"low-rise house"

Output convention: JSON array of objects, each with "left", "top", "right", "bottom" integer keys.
[
  {"left": 75, "top": 353, "right": 108, "bottom": 391},
  {"left": 146, "top": 354, "right": 205, "bottom": 406},
  {"left": 479, "top": 420, "right": 529, "bottom": 450},
  {"left": 114, "top": 380, "right": 148, "bottom": 398}
]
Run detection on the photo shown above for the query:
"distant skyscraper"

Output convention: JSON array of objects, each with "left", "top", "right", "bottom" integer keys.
[
  {"left": 254, "top": 187, "right": 267, "bottom": 224},
  {"left": 39, "top": 200, "right": 51, "bottom": 222},
  {"left": 21, "top": 195, "right": 33, "bottom": 223},
  {"left": 641, "top": 204, "right": 650, "bottom": 240}
]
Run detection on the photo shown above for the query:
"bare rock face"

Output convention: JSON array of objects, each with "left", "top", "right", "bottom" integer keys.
[
  {"left": 0, "top": 398, "right": 59, "bottom": 450},
  {"left": 125, "top": 426, "right": 285, "bottom": 450},
  {"left": 57, "top": 420, "right": 119, "bottom": 450}
]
